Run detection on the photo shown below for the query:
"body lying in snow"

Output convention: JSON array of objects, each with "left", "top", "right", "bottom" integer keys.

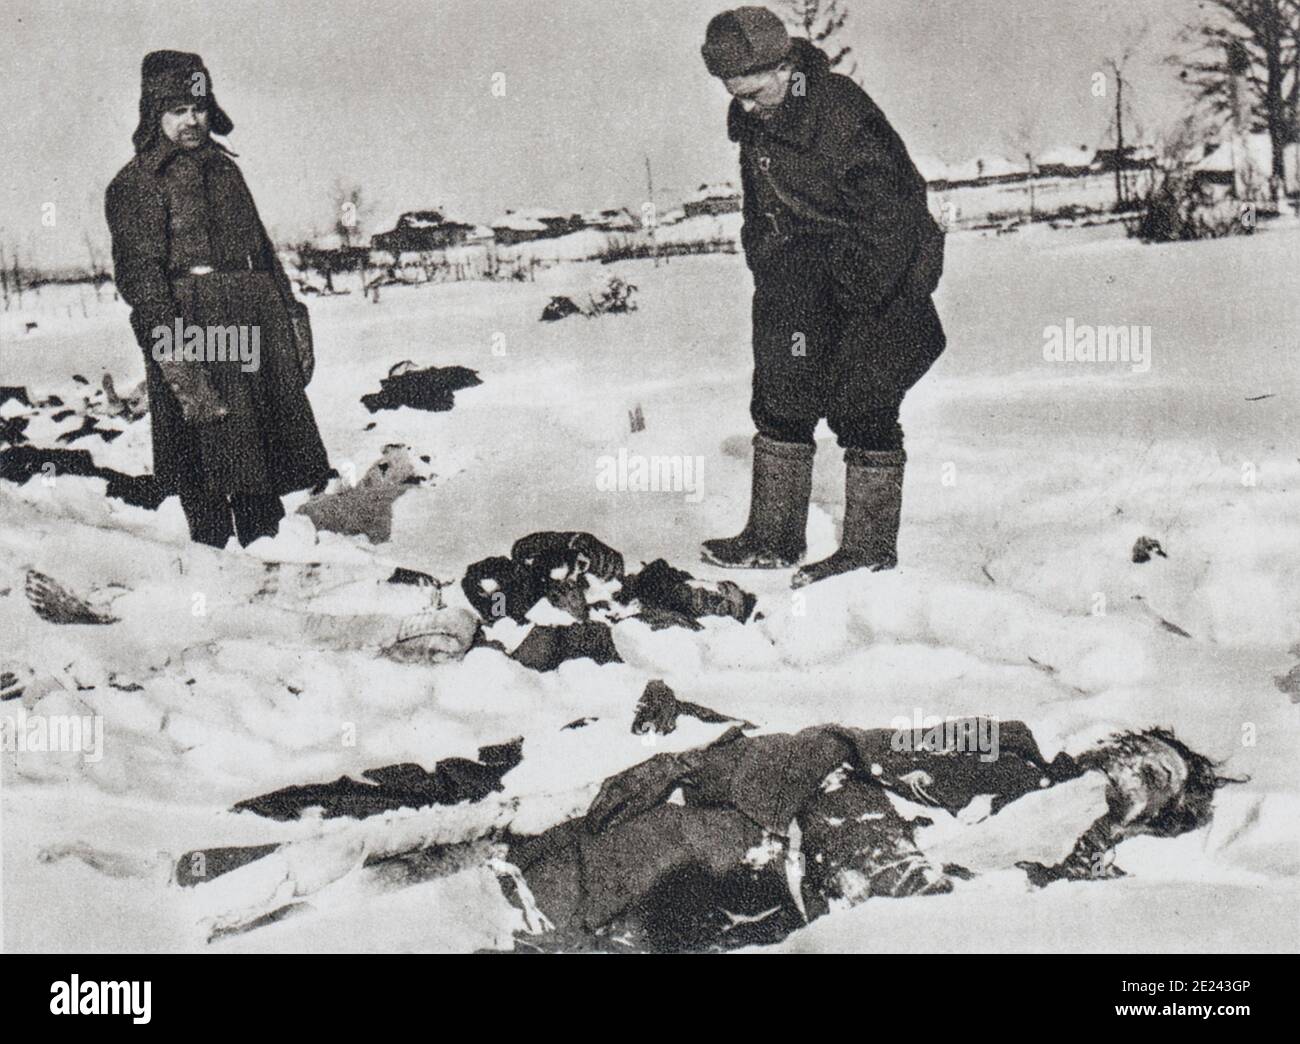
[
  {"left": 503, "top": 722, "right": 1237, "bottom": 951},
  {"left": 154, "top": 718, "right": 1237, "bottom": 951}
]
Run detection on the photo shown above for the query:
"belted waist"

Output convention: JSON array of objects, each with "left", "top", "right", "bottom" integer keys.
[{"left": 170, "top": 256, "right": 268, "bottom": 280}]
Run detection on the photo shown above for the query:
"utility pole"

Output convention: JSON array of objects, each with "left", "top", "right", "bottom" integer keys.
[
  {"left": 1026, "top": 152, "right": 1037, "bottom": 220},
  {"left": 1114, "top": 66, "right": 1126, "bottom": 210},
  {"left": 645, "top": 154, "right": 659, "bottom": 267}
]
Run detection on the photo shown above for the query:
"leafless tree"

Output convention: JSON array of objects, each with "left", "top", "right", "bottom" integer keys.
[
  {"left": 330, "top": 179, "right": 369, "bottom": 249},
  {"left": 1175, "top": 0, "right": 1300, "bottom": 187},
  {"left": 1, "top": 239, "right": 24, "bottom": 310},
  {"left": 1005, "top": 111, "right": 1046, "bottom": 220},
  {"left": 83, "top": 229, "right": 109, "bottom": 300},
  {"left": 782, "top": 0, "right": 857, "bottom": 80}
]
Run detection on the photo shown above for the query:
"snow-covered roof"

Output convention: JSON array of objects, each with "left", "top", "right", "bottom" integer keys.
[
  {"left": 508, "top": 207, "right": 577, "bottom": 222},
  {"left": 686, "top": 182, "right": 740, "bottom": 203},
  {"left": 1194, "top": 134, "right": 1276, "bottom": 173},
  {"left": 583, "top": 208, "right": 637, "bottom": 229},
  {"left": 491, "top": 214, "right": 549, "bottom": 232},
  {"left": 400, "top": 212, "right": 445, "bottom": 229},
  {"left": 1037, "top": 145, "right": 1094, "bottom": 168},
  {"left": 937, "top": 155, "right": 1024, "bottom": 182},
  {"left": 976, "top": 155, "right": 1027, "bottom": 178}
]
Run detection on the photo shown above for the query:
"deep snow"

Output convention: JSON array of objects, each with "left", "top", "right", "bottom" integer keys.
[{"left": 2, "top": 220, "right": 1298, "bottom": 952}]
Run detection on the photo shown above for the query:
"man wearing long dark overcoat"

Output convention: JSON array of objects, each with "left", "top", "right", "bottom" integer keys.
[{"left": 106, "top": 51, "right": 330, "bottom": 548}]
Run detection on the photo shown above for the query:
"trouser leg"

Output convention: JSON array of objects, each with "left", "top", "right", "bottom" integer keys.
[
  {"left": 824, "top": 295, "right": 944, "bottom": 451},
  {"left": 748, "top": 243, "right": 835, "bottom": 448},
  {"left": 179, "top": 489, "right": 235, "bottom": 548},
  {"left": 830, "top": 402, "right": 905, "bottom": 453},
  {"left": 230, "top": 493, "right": 285, "bottom": 547}
]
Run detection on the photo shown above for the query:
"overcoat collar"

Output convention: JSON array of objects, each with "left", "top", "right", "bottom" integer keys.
[{"left": 141, "top": 137, "right": 235, "bottom": 175}]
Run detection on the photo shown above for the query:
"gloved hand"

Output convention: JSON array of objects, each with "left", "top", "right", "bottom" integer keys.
[
  {"left": 289, "top": 302, "right": 315, "bottom": 385},
  {"left": 156, "top": 359, "right": 228, "bottom": 426}
]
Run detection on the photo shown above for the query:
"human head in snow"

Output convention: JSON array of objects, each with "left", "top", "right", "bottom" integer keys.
[{"left": 1080, "top": 728, "right": 1245, "bottom": 839}]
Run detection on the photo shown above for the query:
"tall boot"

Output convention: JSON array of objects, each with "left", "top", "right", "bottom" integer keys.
[
  {"left": 701, "top": 434, "right": 814, "bottom": 569},
  {"left": 792, "top": 448, "right": 904, "bottom": 588}
]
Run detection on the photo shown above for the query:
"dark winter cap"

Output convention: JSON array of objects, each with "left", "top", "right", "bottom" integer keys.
[
  {"left": 132, "top": 50, "right": 233, "bottom": 154},
  {"left": 701, "top": 7, "right": 792, "bottom": 79}
]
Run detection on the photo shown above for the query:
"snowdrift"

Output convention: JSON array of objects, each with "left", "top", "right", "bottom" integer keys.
[{"left": 2, "top": 221, "right": 1298, "bottom": 951}]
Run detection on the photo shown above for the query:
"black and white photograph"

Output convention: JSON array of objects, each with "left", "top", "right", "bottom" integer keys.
[{"left": 1, "top": 0, "right": 1297, "bottom": 977}]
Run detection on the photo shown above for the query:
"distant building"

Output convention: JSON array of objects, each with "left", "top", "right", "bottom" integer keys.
[
  {"left": 372, "top": 210, "right": 478, "bottom": 253},
  {"left": 1090, "top": 145, "right": 1157, "bottom": 172},
  {"left": 489, "top": 208, "right": 585, "bottom": 244},
  {"left": 1036, "top": 145, "right": 1095, "bottom": 178},
  {"left": 924, "top": 156, "right": 1025, "bottom": 189},
  {"left": 1192, "top": 134, "right": 1300, "bottom": 197},
  {"left": 583, "top": 206, "right": 639, "bottom": 231},
  {"left": 490, "top": 212, "right": 549, "bottom": 245},
  {"left": 684, "top": 182, "right": 741, "bottom": 217}
]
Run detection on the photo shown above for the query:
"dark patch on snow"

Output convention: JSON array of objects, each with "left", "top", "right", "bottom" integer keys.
[
  {"left": 56, "top": 416, "right": 123, "bottom": 444},
  {"left": 563, "top": 717, "right": 598, "bottom": 730},
  {"left": 360, "top": 364, "right": 482, "bottom": 413},
  {"left": 233, "top": 738, "right": 523, "bottom": 821},
  {"left": 25, "top": 569, "right": 119, "bottom": 625},
  {"left": 631, "top": 679, "right": 750, "bottom": 736},
  {"left": 175, "top": 843, "right": 281, "bottom": 887},
  {"left": 1, "top": 416, "right": 30, "bottom": 446},
  {"left": 1, "top": 446, "right": 164, "bottom": 509},
  {"left": 207, "top": 902, "right": 310, "bottom": 942},
  {"left": 387, "top": 566, "right": 439, "bottom": 587},
  {"left": 1, "top": 386, "right": 32, "bottom": 409},
  {"left": 540, "top": 295, "right": 582, "bottom": 321},
  {"left": 1132, "top": 536, "right": 1167, "bottom": 563},
  {"left": 463, "top": 532, "right": 755, "bottom": 673},
  {"left": 511, "top": 623, "right": 622, "bottom": 671}
]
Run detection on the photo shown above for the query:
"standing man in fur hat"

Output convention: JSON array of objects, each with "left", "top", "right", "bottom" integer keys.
[
  {"left": 105, "top": 51, "right": 330, "bottom": 548},
  {"left": 698, "top": 8, "right": 947, "bottom": 587}
]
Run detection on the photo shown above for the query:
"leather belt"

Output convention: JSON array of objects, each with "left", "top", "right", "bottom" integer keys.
[{"left": 170, "top": 255, "right": 266, "bottom": 279}]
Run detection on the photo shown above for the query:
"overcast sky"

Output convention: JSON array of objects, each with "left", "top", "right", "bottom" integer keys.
[{"left": 2, "top": 0, "right": 1197, "bottom": 268}]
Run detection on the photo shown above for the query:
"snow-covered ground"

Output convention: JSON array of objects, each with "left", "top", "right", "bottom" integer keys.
[{"left": 2, "top": 219, "right": 1298, "bottom": 952}]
